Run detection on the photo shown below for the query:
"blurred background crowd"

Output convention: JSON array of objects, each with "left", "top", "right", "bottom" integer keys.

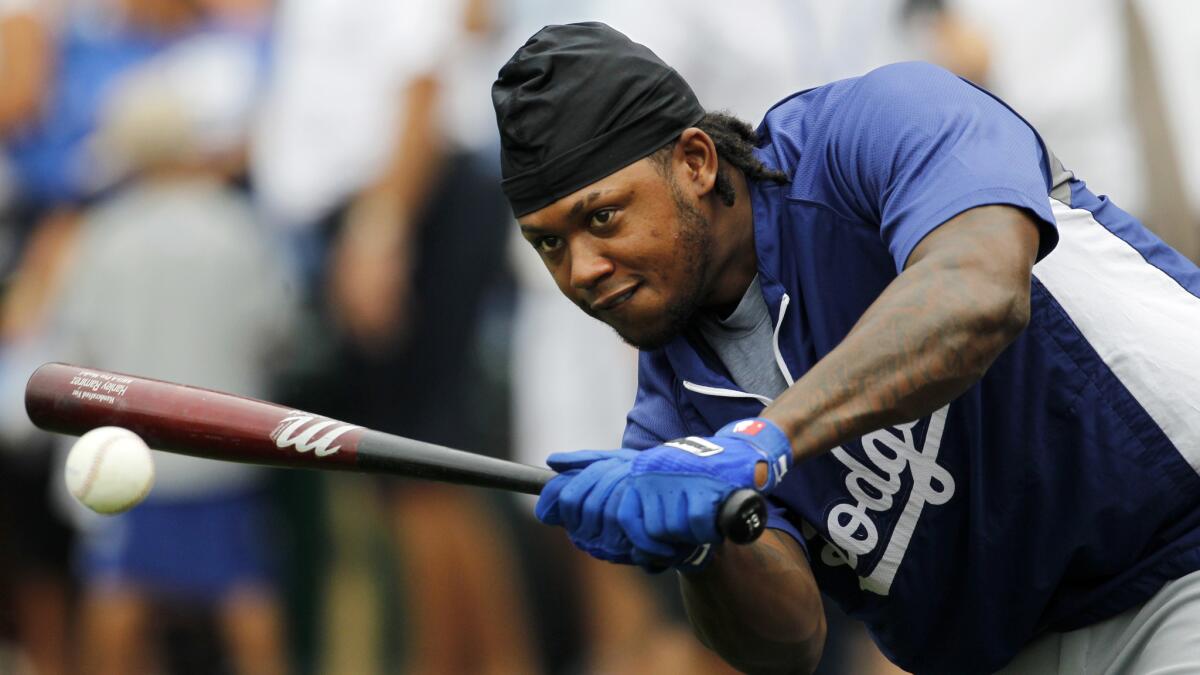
[{"left": 0, "top": 0, "right": 1196, "bottom": 673}]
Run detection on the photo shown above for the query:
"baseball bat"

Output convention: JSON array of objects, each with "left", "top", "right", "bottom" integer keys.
[{"left": 25, "top": 362, "right": 766, "bottom": 544}]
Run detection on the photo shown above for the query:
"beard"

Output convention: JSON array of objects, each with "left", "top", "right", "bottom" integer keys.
[{"left": 599, "top": 175, "right": 715, "bottom": 351}]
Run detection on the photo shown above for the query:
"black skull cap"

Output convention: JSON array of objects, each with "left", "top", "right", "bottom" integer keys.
[{"left": 492, "top": 21, "right": 705, "bottom": 217}]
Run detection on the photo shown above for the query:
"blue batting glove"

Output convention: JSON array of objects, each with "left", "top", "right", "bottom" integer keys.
[
  {"left": 545, "top": 449, "right": 641, "bottom": 475},
  {"left": 537, "top": 449, "right": 709, "bottom": 569},
  {"left": 617, "top": 418, "right": 792, "bottom": 567},
  {"left": 536, "top": 449, "right": 640, "bottom": 563},
  {"left": 636, "top": 418, "right": 793, "bottom": 492}
]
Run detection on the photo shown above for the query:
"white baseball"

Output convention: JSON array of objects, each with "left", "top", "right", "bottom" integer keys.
[{"left": 65, "top": 426, "right": 155, "bottom": 514}]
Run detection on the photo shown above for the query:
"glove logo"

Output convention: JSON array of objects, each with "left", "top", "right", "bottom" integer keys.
[
  {"left": 664, "top": 436, "right": 725, "bottom": 457},
  {"left": 732, "top": 419, "right": 767, "bottom": 436}
]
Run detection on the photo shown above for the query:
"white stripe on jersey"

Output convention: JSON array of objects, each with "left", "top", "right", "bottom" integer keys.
[{"left": 1034, "top": 199, "right": 1200, "bottom": 473}]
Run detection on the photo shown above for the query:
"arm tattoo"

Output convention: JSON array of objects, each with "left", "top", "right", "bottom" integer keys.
[{"left": 766, "top": 206, "right": 1038, "bottom": 462}]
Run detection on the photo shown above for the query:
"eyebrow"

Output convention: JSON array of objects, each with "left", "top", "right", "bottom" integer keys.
[
  {"left": 567, "top": 191, "right": 604, "bottom": 219},
  {"left": 519, "top": 190, "right": 606, "bottom": 234}
]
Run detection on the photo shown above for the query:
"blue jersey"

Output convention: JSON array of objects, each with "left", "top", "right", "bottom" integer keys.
[{"left": 622, "top": 62, "right": 1200, "bottom": 674}]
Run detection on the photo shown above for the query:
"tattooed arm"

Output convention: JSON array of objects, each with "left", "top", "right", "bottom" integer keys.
[
  {"left": 674, "top": 205, "right": 1038, "bottom": 674},
  {"left": 764, "top": 204, "right": 1042, "bottom": 462},
  {"left": 679, "top": 529, "right": 826, "bottom": 675}
]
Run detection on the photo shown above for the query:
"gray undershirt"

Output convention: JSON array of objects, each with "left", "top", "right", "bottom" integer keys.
[{"left": 695, "top": 276, "right": 789, "bottom": 400}]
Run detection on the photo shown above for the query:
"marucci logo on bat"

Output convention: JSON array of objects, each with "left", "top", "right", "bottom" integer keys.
[{"left": 271, "top": 412, "right": 360, "bottom": 457}]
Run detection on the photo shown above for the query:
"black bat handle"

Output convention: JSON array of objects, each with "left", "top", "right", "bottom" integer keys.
[
  {"left": 357, "top": 432, "right": 766, "bottom": 544},
  {"left": 718, "top": 489, "right": 768, "bottom": 544},
  {"left": 536, "top": 472, "right": 766, "bottom": 545}
]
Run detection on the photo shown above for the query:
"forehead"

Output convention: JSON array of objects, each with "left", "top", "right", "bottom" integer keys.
[{"left": 519, "top": 157, "right": 663, "bottom": 228}]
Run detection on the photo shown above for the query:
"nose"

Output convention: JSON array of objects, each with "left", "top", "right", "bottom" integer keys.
[{"left": 569, "top": 237, "right": 615, "bottom": 291}]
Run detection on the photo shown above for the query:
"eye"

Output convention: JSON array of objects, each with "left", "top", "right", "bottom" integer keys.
[
  {"left": 589, "top": 208, "right": 617, "bottom": 229},
  {"left": 533, "top": 235, "right": 563, "bottom": 254}
]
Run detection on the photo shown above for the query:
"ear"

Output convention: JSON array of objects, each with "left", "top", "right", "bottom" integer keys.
[{"left": 675, "top": 127, "right": 719, "bottom": 199}]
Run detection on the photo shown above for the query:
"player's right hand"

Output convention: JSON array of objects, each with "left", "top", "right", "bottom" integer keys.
[{"left": 538, "top": 419, "right": 791, "bottom": 569}]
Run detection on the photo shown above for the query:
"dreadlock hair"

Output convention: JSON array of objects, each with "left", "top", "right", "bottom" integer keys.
[{"left": 649, "top": 111, "right": 789, "bottom": 207}]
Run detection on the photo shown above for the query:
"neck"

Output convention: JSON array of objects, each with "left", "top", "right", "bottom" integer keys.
[{"left": 704, "top": 169, "right": 758, "bottom": 315}]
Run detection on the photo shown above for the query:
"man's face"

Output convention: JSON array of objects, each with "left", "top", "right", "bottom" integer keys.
[{"left": 519, "top": 156, "right": 715, "bottom": 350}]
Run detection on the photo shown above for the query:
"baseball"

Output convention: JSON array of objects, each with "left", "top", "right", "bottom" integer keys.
[{"left": 65, "top": 426, "right": 155, "bottom": 514}]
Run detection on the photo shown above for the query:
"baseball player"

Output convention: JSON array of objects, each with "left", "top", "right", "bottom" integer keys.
[{"left": 492, "top": 22, "right": 1200, "bottom": 675}]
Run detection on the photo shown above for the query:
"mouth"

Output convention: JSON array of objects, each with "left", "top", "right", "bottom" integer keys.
[{"left": 591, "top": 283, "right": 640, "bottom": 312}]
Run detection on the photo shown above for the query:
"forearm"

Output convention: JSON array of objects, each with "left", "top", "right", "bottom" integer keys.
[
  {"left": 679, "top": 530, "right": 825, "bottom": 675},
  {"left": 0, "top": 12, "right": 52, "bottom": 136},
  {"left": 368, "top": 74, "right": 444, "bottom": 213},
  {"left": 764, "top": 257, "right": 1020, "bottom": 461},
  {"left": 763, "top": 206, "right": 1038, "bottom": 462}
]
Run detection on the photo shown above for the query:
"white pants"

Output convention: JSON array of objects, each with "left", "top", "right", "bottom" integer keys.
[{"left": 999, "top": 569, "right": 1200, "bottom": 674}]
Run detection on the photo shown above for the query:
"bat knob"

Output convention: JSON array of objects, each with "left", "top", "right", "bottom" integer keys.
[{"left": 718, "top": 489, "right": 767, "bottom": 544}]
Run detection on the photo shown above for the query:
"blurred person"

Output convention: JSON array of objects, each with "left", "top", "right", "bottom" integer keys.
[
  {"left": 498, "top": 22, "right": 1200, "bottom": 675},
  {"left": 0, "top": 17, "right": 294, "bottom": 675},
  {"left": 1, "top": 0, "right": 219, "bottom": 337},
  {"left": 0, "top": 433, "right": 72, "bottom": 675},
  {"left": 1127, "top": 0, "right": 1200, "bottom": 263},
  {"left": 605, "top": 0, "right": 926, "bottom": 123},
  {"left": 940, "top": 0, "right": 1200, "bottom": 263},
  {"left": 0, "top": 0, "right": 52, "bottom": 250},
  {"left": 253, "top": 1, "right": 538, "bottom": 672},
  {"left": 944, "top": 0, "right": 1148, "bottom": 221},
  {"left": 0, "top": 2, "right": 206, "bottom": 673},
  {"left": 0, "top": 1, "right": 51, "bottom": 139}
]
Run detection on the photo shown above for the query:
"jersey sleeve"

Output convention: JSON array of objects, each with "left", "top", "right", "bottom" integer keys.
[{"left": 828, "top": 62, "right": 1059, "bottom": 270}]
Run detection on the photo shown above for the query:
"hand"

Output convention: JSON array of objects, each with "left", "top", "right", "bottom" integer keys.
[
  {"left": 618, "top": 418, "right": 793, "bottom": 565},
  {"left": 535, "top": 449, "right": 640, "bottom": 564},
  {"left": 536, "top": 449, "right": 705, "bottom": 568},
  {"left": 328, "top": 193, "right": 416, "bottom": 354},
  {"left": 536, "top": 419, "right": 792, "bottom": 570}
]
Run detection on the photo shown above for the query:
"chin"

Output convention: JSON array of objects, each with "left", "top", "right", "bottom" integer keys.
[
  {"left": 608, "top": 316, "right": 688, "bottom": 351},
  {"left": 578, "top": 278, "right": 705, "bottom": 351}
]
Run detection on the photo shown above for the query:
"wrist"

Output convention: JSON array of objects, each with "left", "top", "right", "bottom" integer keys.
[{"left": 716, "top": 417, "right": 793, "bottom": 489}]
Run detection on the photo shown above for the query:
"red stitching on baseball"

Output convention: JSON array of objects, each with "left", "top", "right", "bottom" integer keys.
[{"left": 76, "top": 432, "right": 125, "bottom": 503}]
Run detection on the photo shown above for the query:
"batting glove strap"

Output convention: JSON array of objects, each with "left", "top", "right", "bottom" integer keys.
[
  {"left": 630, "top": 418, "right": 793, "bottom": 495},
  {"left": 714, "top": 417, "right": 793, "bottom": 490}
]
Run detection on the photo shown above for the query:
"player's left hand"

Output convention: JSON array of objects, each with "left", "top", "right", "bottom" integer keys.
[
  {"left": 537, "top": 419, "right": 792, "bottom": 571},
  {"left": 535, "top": 450, "right": 703, "bottom": 569},
  {"left": 537, "top": 449, "right": 654, "bottom": 565},
  {"left": 617, "top": 419, "right": 792, "bottom": 565}
]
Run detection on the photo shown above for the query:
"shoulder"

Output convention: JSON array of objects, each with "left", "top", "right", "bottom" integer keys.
[
  {"left": 755, "top": 63, "right": 975, "bottom": 175},
  {"left": 832, "top": 62, "right": 1011, "bottom": 140},
  {"left": 843, "top": 62, "right": 1030, "bottom": 138},
  {"left": 852, "top": 61, "right": 965, "bottom": 97},
  {"left": 760, "top": 62, "right": 966, "bottom": 124}
]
